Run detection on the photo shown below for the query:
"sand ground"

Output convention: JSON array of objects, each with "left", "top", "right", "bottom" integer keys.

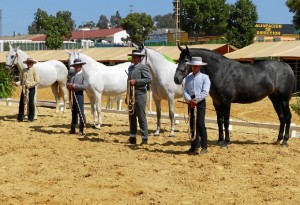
[{"left": 0, "top": 87, "right": 300, "bottom": 204}]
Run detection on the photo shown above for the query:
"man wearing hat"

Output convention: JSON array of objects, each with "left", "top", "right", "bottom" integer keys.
[
  {"left": 17, "top": 57, "right": 40, "bottom": 122},
  {"left": 67, "top": 58, "right": 89, "bottom": 136},
  {"left": 126, "top": 49, "right": 152, "bottom": 145},
  {"left": 184, "top": 57, "right": 211, "bottom": 155}
]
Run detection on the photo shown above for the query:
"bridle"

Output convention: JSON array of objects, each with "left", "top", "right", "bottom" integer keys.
[{"left": 6, "top": 52, "right": 18, "bottom": 69}]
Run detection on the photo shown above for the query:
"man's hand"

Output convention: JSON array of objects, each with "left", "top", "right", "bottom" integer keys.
[
  {"left": 189, "top": 99, "right": 197, "bottom": 108},
  {"left": 130, "top": 79, "right": 136, "bottom": 85},
  {"left": 67, "top": 83, "right": 74, "bottom": 90}
]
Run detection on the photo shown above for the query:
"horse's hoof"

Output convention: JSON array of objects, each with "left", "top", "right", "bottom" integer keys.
[
  {"left": 217, "top": 141, "right": 223, "bottom": 147},
  {"left": 169, "top": 133, "right": 175, "bottom": 137},
  {"left": 275, "top": 139, "right": 282, "bottom": 145},
  {"left": 221, "top": 142, "right": 228, "bottom": 149},
  {"left": 154, "top": 131, "right": 160, "bottom": 136},
  {"left": 94, "top": 124, "right": 101, "bottom": 129},
  {"left": 282, "top": 141, "right": 289, "bottom": 147}
]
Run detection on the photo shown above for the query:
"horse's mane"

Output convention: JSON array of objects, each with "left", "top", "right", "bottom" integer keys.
[
  {"left": 147, "top": 48, "right": 176, "bottom": 64},
  {"left": 190, "top": 48, "right": 229, "bottom": 61}
]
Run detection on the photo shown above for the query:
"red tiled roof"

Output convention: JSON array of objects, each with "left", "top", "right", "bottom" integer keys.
[{"left": 29, "top": 27, "right": 124, "bottom": 41}]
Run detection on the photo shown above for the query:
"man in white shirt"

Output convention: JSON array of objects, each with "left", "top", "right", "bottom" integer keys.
[{"left": 184, "top": 57, "right": 211, "bottom": 155}]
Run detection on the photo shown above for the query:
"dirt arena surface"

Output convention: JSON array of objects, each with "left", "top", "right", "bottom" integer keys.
[{"left": 0, "top": 87, "right": 300, "bottom": 204}]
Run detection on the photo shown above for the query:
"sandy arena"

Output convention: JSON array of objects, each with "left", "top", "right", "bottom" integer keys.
[{"left": 0, "top": 87, "right": 300, "bottom": 204}]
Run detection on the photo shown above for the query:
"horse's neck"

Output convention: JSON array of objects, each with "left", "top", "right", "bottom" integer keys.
[
  {"left": 80, "top": 55, "right": 105, "bottom": 73},
  {"left": 193, "top": 50, "right": 223, "bottom": 75},
  {"left": 147, "top": 50, "right": 174, "bottom": 79},
  {"left": 16, "top": 50, "right": 28, "bottom": 73}
]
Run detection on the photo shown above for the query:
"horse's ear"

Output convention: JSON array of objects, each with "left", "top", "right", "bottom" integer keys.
[
  {"left": 185, "top": 45, "right": 189, "bottom": 52},
  {"left": 178, "top": 44, "right": 184, "bottom": 51},
  {"left": 9, "top": 43, "right": 13, "bottom": 50},
  {"left": 140, "top": 43, "right": 144, "bottom": 50},
  {"left": 132, "top": 43, "right": 138, "bottom": 49},
  {"left": 16, "top": 46, "right": 20, "bottom": 50},
  {"left": 66, "top": 50, "right": 71, "bottom": 55}
]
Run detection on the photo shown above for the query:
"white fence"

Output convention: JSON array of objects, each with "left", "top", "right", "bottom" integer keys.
[{"left": 1, "top": 98, "right": 300, "bottom": 138}]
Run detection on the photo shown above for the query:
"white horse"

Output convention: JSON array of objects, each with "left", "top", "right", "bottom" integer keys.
[
  {"left": 138, "top": 44, "right": 184, "bottom": 137},
  {"left": 67, "top": 51, "right": 131, "bottom": 129},
  {"left": 5, "top": 44, "right": 68, "bottom": 115}
]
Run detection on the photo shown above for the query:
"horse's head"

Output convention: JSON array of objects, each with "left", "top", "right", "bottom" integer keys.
[
  {"left": 66, "top": 50, "right": 82, "bottom": 70},
  {"left": 5, "top": 44, "right": 19, "bottom": 70},
  {"left": 174, "top": 45, "right": 192, "bottom": 85}
]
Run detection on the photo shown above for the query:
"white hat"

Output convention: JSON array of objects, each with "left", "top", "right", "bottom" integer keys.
[{"left": 186, "top": 57, "right": 207, "bottom": 66}]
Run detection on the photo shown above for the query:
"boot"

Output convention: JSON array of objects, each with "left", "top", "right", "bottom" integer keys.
[
  {"left": 78, "top": 124, "right": 85, "bottom": 136},
  {"left": 69, "top": 124, "right": 76, "bottom": 134}
]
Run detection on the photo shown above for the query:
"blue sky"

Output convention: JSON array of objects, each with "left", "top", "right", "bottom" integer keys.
[{"left": 0, "top": 0, "right": 294, "bottom": 36}]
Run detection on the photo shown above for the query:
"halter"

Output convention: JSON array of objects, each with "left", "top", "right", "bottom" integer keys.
[{"left": 6, "top": 52, "right": 18, "bottom": 69}]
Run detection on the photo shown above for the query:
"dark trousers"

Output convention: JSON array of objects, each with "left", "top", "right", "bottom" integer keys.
[
  {"left": 129, "top": 90, "right": 148, "bottom": 139},
  {"left": 189, "top": 99, "right": 208, "bottom": 150},
  {"left": 18, "top": 87, "right": 36, "bottom": 121},
  {"left": 71, "top": 91, "right": 86, "bottom": 130}
]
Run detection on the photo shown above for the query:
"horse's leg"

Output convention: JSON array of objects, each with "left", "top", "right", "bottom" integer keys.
[
  {"left": 282, "top": 98, "right": 292, "bottom": 146},
  {"left": 268, "top": 94, "right": 285, "bottom": 144},
  {"left": 222, "top": 104, "right": 231, "bottom": 148},
  {"left": 214, "top": 103, "right": 224, "bottom": 146},
  {"left": 86, "top": 92, "right": 96, "bottom": 128},
  {"left": 50, "top": 82, "right": 60, "bottom": 113},
  {"left": 168, "top": 97, "right": 175, "bottom": 137},
  {"left": 94, "top": 92, "right": 102, "bottom": 129},
  {"left": 153, "top": 97, "right": 161, "bottom": 136},
  {"left": 59, "top": 82, "right": 68, "bottom": 114}
]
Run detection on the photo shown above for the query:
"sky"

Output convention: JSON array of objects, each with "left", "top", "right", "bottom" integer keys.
[{"left": 0, "top": 0, "right": 294, "bottom": 36}]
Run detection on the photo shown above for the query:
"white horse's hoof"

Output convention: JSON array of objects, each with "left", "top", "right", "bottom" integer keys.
[
  {"left": 154, "top": 130, "right": 160, "bottom": 136},
  {"left": 169, "top": 132, "right": 175, "bottom": 137},
  {"left": 94, "top": 124, "right": 101, "bottom": 129}
]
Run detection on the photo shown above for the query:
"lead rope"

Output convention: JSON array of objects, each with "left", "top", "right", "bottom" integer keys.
[
  {"left": 72, "top": 90, "right": 86, "bottom": 128},
  {"left": 22, "top": 71, "right": 29, "bottom": 116},
  {"left": 127, "top": 80, "right": 135, "bottom": 115}
]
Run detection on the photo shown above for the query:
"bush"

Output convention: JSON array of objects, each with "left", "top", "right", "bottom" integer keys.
[{"left": 0, "top": 65, "right": 15, "bottom": 98}]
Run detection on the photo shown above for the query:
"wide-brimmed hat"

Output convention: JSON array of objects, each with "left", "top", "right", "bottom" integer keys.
[
  {"left": 23, "top": 57, "right": 37, "bottom": 64},
  {"left": 186, "top": 57, "right": 207, "bottom": 66},
  {"left": 70, "top": 58, "right": 86, "bottom": 66},
  {"left": 127, "top": 50, "right": 145, "bottom": 56}
]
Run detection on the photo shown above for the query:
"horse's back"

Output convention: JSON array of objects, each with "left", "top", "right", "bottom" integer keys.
[
  {"left": 35, "top": 60, "right": 68, "bottom": 87},
  {"left": 256, "top": 61, "right": 295, "bottom": 98}
]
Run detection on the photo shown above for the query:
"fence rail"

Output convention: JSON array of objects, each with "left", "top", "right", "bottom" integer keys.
[{"left": 1, "top": 98, "right": 300, "bottom": 138}]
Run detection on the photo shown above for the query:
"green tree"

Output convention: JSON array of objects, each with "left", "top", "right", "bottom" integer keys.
[
  {"left": 29, "top": 9, "right": 75, "bottom": 49},
  {"left": 154, "top": 13, "right": 175, "bottom": 28},
  {"left": 110, "top": 11, "right": 122, "bottom": 28},
  {"left": 44, "top": 15, "right": 64, "bottom": 49},
  {"left": 28, "top": 8, "right": 48, "bottom": 34},
  {"left": 96, "top": 15, "right": 109, "bottom": 29},
  {"left": 179, "top": 0, "right": 229, "bottom": 42},
  {"left": 286, "top": 0, "right": 300, "bottom": 27},
  {"left": 224, "top": 0, "right": 258, "bottom": 48},
  {"left": 120, "top": 12, "right": 154, "bottom": 44},
  {"left": 78, "top": 21, "right": 96, "bottom": 29}
]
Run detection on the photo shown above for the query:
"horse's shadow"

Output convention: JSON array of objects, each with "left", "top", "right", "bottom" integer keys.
[
  {"left": 30, "top": 124, "right": 99, "bottom": 137},
  {"left": 0, "top": 114, "right": 18, "bottom": 121}
]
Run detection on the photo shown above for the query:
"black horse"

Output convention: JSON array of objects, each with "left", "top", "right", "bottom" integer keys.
[{"left": 174, "top": 45, "right": 295, "bottom": 147}]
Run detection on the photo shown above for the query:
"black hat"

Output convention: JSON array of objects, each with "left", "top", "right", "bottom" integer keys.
[
  {"left": 70, "top": 58, "right": 86, "bottom": 66},
  {"left": 127, "top": 50, "right": 145, "bottom": 56}
]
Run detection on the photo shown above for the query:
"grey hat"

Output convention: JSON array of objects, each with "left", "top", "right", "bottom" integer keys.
[
  {"left": 70, "top": 58, "right": 86, "bottom": 66},
  {"left": 186, "top": 57, "right": 207, "bottom": 66},
  {"left": 127, "top": 50, "right": 145, "bottom": 56}
]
